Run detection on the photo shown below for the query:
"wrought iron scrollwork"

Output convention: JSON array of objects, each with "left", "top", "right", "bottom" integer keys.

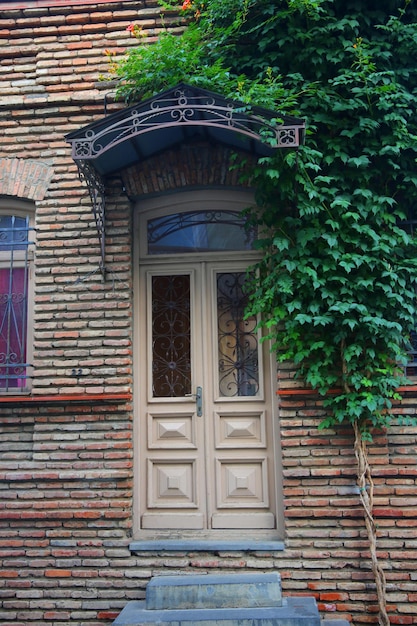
[
  {"left": 152, "top": 274, "right": 192, "bottom": 397},
  {"left": 76, "top": 160, "right": 106, "bottom": 278},
  {"left": 68, "top": 86, "right": 304, "bottom": 161},
  {"left": 217, "top": 272, "right": 259, "bottom": 397}
]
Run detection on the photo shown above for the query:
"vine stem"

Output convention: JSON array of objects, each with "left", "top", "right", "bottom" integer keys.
[{"left": 353, "top": 420, "right": 390, "bottom": 626}]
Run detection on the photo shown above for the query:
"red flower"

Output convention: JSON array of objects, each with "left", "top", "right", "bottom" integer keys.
[
  {"left": 126, "top": 23, "right": 135, "bottom": 32},
  {"left": 182, "top": 0, "right": 192, "bottom": 10}
]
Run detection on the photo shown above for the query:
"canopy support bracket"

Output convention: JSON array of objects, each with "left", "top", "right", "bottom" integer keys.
[{"left": 77, "top": 160, "right": 106, "bottom": 280}]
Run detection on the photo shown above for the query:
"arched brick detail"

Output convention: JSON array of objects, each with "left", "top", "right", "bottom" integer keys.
[
  {"left": 122, "top": 142, "right": 257, "bottom": 198},
  {"left": 0, "top": 158, "right": 54, "bottom": 201}
]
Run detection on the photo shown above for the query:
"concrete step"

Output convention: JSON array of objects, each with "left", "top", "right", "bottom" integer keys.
[
  {"left": 111, "top": 573, "right": 352, "bottom": 626},
  {"left": 112, "top": 573, "right": 322, "bottom": 626},
  {"left": 146, "top": 573, "right": 282, "bottom": 610},
  {"left": 112, "top": 596, "right": 321, "bottom": 626}
]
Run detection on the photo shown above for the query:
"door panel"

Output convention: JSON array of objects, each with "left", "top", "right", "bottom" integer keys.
[
  {"left": 141, "top": 266, "right": 205, "bottom": 530},
  {"left": 147, "top": 411, "right": 196, "bottom": 449},
  {"left": 214, "top": 410, "right": 266, "bottom": 448},
  {"left": 139, "top": 260, "right": 276, "bottom": 533}
]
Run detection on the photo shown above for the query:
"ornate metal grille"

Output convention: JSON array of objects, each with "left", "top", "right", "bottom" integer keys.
[
  {"left": 152, "top": 275, "right": 192, "bottom": 397},
  {"left": 0, "top": 215, "right": 34, "bottom": 391},
  {"left": 217, "top": 272, "right": 259, "bottom": 397}
]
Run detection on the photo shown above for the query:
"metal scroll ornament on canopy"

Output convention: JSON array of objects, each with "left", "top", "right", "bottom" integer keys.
[
  {"left": 70, "top": 86, "right": 305, "bottom": 160},
  {"left": 66, "top": 83, "right": 306, "bottom": 278}
]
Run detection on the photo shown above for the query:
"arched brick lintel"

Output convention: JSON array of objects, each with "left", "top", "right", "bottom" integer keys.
[
  {"left": 122, "top": 143, "right": 257, "bottom": 198},
  {"left": 0, "top": 158, "right": 54, "bottom": 201}
]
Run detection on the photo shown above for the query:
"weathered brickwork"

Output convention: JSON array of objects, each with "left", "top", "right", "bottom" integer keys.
[
  {"left": 278, "top": 391, "right": 417, "bottom": 624},
  {"left": 0, "top": 2, "right": 416, "bottom": 625},
  {"left": 123, "top": 143, "right": 257, "bottom": 196},
  {"left": 0, "top": 158, "right": 54, "bottom": 201}
]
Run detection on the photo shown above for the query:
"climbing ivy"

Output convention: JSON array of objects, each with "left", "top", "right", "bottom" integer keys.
[
  {"left": 112, "top": 0, "right": 417, "bottom": 435},
  {"left": 110, "top": 2, "right": 417, "bottom": 623}
]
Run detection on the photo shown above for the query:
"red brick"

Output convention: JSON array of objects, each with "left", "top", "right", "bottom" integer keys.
[
  {"left": 45, "top": 570, "right": 72, "bottom": 578},
  {"left": 67, "top": 41, "right": 93, "bottom": 50},
  {"left": 320, "top": 592, "right": 349, "bottom": 602},
  {"left": 97, "top": 611, "right": 120, "bottom": 619},
  {"left": 0, "top": 570, "right": 19, "bottom": 578}
]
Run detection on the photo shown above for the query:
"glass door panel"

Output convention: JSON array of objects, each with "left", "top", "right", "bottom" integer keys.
[
  {"left": 151, "top": 274, "right": 191, "bottom": 397},
  {"left": 217, "top": 272, "right": 259, "bottom": 397}
]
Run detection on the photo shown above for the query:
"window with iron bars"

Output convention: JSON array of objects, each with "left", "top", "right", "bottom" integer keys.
[{"left": 0, "top": 213, "right": 35, "bottom": 392}]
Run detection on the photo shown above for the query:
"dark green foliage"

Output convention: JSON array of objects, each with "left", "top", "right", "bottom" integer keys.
[
  {"left": 113, "top": 0, "right": 417, "bottom": 438},
  {"left": 241, "top": 0, "right": 417, "bottom": 437}
]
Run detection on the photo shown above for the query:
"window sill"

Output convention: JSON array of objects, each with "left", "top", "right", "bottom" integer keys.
[{"left": 0, "top": 392, "right": 132, "bottom": 405}]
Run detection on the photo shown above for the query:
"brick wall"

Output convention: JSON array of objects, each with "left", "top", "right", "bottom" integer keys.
[
  {"left": 1, "top": 397, "right": 416, "bottom": 625},
  {"left": 278, "top": 390, "right": 417, "bottom": 624},
  {"left": 0, "top": 2, "right": 416, "bottom": 625}
]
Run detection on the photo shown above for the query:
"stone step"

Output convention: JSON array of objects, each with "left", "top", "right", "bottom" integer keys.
[
  {"left": 146, "top": 573, "right": 282, "bottom": 610},
  {"left": 112, "top": 596, "right": 321, "bottom": 626}
]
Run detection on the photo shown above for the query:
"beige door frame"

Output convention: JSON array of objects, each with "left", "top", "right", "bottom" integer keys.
[{"left": 132, "top": 190, "right": 284, "bottom": 540}]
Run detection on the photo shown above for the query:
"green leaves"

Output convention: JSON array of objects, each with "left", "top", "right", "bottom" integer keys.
[{"left": 347, "top": 155, "right": 371, "bottom": 168}]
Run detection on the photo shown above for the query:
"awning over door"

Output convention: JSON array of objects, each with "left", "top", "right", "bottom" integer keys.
[{"left": 66, "top": 83, "right": 305, "bottom": 277}]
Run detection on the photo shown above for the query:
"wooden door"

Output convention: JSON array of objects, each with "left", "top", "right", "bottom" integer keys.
[{"left": 138, "top": 259, "right": 277, "bottom": 532}]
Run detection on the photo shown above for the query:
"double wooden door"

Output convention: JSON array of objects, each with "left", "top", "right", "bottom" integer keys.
[{"left": 138, "top": 259, "right": 278, "bottom": 533}]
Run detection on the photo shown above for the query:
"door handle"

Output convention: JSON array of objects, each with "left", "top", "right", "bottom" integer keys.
[{"left": 186, "top": 386, "right": 203, "bottom": 417}]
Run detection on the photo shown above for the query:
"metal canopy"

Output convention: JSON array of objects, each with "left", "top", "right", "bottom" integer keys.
[{"left": 66, "top": 83, "right": 305, "bottom": 277}]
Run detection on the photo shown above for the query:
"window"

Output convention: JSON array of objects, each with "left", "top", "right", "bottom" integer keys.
[
  {"left": 147, "top": 210, "right": 256, "bottom": 254},
  {"left": 0, "top": 204, "right": 35, "bottom": 392}
]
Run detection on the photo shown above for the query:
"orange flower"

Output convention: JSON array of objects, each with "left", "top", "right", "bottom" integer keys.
[
  {"left": 126, "top": 23, "right": 135, "bottom": 32},
  {"left": 182, "top": 0, "right": 192, "bottom": 10}
]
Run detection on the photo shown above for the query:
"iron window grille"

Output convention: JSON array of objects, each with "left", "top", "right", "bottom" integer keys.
[{"left": 0, "top": 215, "right": 34, "bottom": 392}]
